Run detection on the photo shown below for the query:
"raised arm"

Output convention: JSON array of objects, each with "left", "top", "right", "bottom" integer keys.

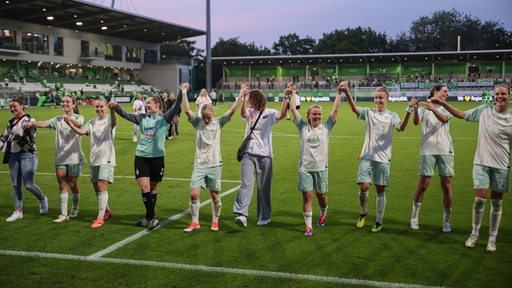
[
  {"left": 431, "top": 98, "right": 466, "bottom": 119},
  {"left": 164, "top": 88, "right": 183, "bottom": 123},
  {"left": 180, "top": 83, "right": 193, "bottom": 120},
  {"left": 240, "top": 84, "right": 249, "bottom": 119},
  {"left": 331, "top": 83, "right": 346, "bottom": 121},
  {"left": 110, "top": 101, "right": 142, "bottom": 124},
  {"left": 289, "top": 90, "right": 300, "bottom": 122},
  {"left": 396, "top": 98, "right": 416, "bottom": 132},
  {"left": 410, "top": 97, "right": 421, "bottom": 126},
  {"left": 110, "top": 105, "right": 117, "bottom": 128},
  {"left": 226, "top": 86, "right": 247, "bottom": 119},
  {"left": 276, "top": 83, "right": 294, "bottom": 120},
  {"left": 343, "top": 82, "right": 361, "bottom": 116}
]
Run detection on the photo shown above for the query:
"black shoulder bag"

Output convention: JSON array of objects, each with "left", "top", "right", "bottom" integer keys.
[{"left": 237, "top": 109, "right": 264, "bottom": 162}]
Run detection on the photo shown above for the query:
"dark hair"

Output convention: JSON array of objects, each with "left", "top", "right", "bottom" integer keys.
[{"left": 428, "top": 85, "right": 446, "bottom": 99}]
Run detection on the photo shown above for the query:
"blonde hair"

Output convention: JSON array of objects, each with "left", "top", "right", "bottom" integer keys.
[
  {"left": 374, "top": 87, "right": 389, "bottom": 98},
  {"left": 201, "top": 104, "right": 214, "bottom": 118}
]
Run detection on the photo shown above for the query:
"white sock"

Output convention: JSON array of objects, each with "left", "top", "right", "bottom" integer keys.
[
  {"left": 472, "top": 197, "right": 486, "bottom": 236},
  {"left": 190, "top": 199, "right": 200, "bottom": 223},
  {"left": 303, "top": 211, "right": 313, "bottom": 228},
  {"left": 489, "top": 199, "right": 502, "bottom": 240},
  {"left": 72, "top": 192, "right": 80, "bottom": 211},
  {"left": 443, "top": 207, "right": 452, "bottom": 225},
  {"left": 358, "top": 190, "right": 369, "bottom": 215},
  {"left": 319, "top": 205, "right": 328, "bottom": 216},
  {"left": 411, "top": 201, "right": 421, "bottom": 221},
  {"left": 60, "top": 192, "right": 69, "bottom": 216},
  {"left": 97, "top": 191, "right": 108, "bottom": 219},
  {"left": 211, "top": 199, "right": 222, "bottom": 223},
  {"left": 376, "top": 192, "right": 386, "bottom": 224}
]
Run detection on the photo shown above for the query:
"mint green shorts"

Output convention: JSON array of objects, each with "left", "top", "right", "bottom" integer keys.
[
  {"left": 90, "top": 165, "right": 115, "bottom": 184},
  {"left": 190, "top": 166, "right": 222, "bottom": 191},
  {"left": 298, "top": 169, "right": 328, "bottom": 193},
  {"left": 357, "top": 158, "right": 390, "bottom": 186},
  {"left": 473, "top": 164, "right": 510, "bottom": 193},
  {"left": 55, "top": 163, "right": 83, "bottom": 177},
  {"left": 419, "top": 154, "right": 455, "bottom": 177}
]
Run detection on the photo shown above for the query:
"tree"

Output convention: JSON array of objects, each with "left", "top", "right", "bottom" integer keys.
[
  {"left": 271, "top": 33, "right": 316, "bottom": 55},
  {"left": 313, "top": 27, "right": 388, "bottom": 54},
  {"left": 408, "top": 9, "right": 512, "bottom": 51},
  {"left": 212, "top": 37, "right": 271, "bottom": 57},
  {"left": 160, "top": 40, "right": 200, "bottom": 59}
]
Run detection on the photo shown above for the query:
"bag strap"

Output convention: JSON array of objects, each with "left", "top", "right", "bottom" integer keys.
[
  {"left": 249, "top": 108, "right": 264, "bottom": 131},
  {"left": 7, "top": 114, "right": 29, "bottom": 142}
]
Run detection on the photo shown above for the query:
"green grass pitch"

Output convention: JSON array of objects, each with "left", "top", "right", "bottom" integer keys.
[{"left": 0, "top": 100, "right": 510, "bottom": 287}]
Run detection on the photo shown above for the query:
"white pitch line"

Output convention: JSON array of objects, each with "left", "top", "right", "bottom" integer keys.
[
  {"left": 87, "top": 185, "right": 241, "bottom": 259},
  {"left": 0, "top": 171, "right": 241, "bottom": 183},
  {"left": 0, "top": 249, "right": 443, "bottom": 288}
]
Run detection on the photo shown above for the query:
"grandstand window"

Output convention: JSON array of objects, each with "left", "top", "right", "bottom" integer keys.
[
  {"left": 80, "top": 40, "right": 90, "bottom": 57},
  {"left": 53, "top": 36, "right": 63, "bottom": 56},
  {"left": 126, "top": 47, "right": 141, "bottom": 63},
  {"left": 144, "top": 49, "right": 158, "bottom": 63},
  {"left": 0, "top": 29, "right": 16, "bottom": 49},
  {"left": 105, "top": 43, "right": 122, "bottom": 61},
  {"left": 21, "top": 32, "right": 49, "bottom": 54}
]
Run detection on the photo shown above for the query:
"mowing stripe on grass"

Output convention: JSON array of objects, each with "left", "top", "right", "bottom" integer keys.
[
  {"left": 0, "top": 249, "right": 443, "bottom": 288},
  {"left": 87, "top": 185, "right": 241, "bottom": 258},
  {"left": 0, "top": 171, "right": 241, "bottom": 183}
]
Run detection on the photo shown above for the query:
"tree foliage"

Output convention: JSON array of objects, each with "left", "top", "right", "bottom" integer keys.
[
  {"left": 212, "top": 37, "right": 271, "bottom": 57},
  {"left": 408, "top": 9, "right": 512, "bottom": 51},
  {"left": 313, "top": 27, "right": 388, "bottom": 54},
  {"left": 271, "top": 33, "right": 316, "bottom": 55}
]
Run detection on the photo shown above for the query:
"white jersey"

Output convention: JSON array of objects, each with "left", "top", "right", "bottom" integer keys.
[
  {"left": 295, "top": 114, "right": 335, "bottom": 171},
  {"left": 465, "top": 104, "right": 512, "bottom": 169},
  {"left": 48, "top": 114, "right": 86, "bottom": 165},
  {"left": 84, "top": 115, "right": 116, "bottom": 166},
  {"left": 358, "top": 108, "right": 401, "bottom": 163},
  {"left": 243, "top": 108, "right": 280, "bottom": 158},
  {"left": 133, "top": 99, "right": 146, "bottom": 114},
  {"left": 189, "top": 112, "right": 230, "bottom": 168},
  {"left": 419, "top": 106, "right": 454, "bottom": 156}
]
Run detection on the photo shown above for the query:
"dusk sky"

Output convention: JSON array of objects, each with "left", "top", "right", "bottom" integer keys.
[{"left": 87, "top": 0, "right": 512, "bottom": 50}]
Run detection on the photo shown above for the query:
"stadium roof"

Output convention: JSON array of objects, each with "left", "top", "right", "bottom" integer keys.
[
  {"left": 213, "top": 50, "right": 512, "bottom": 66},
  {"left": 0, "top": 0, "right": 206, "bottom": 43}
]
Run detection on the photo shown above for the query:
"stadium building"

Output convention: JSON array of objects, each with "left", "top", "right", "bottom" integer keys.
[
  {"left": 213, "top": 50, "right": 512, "bottom": 102},
  {"left": 0, "top": 0, "right": 205, "bottom": 106}
]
